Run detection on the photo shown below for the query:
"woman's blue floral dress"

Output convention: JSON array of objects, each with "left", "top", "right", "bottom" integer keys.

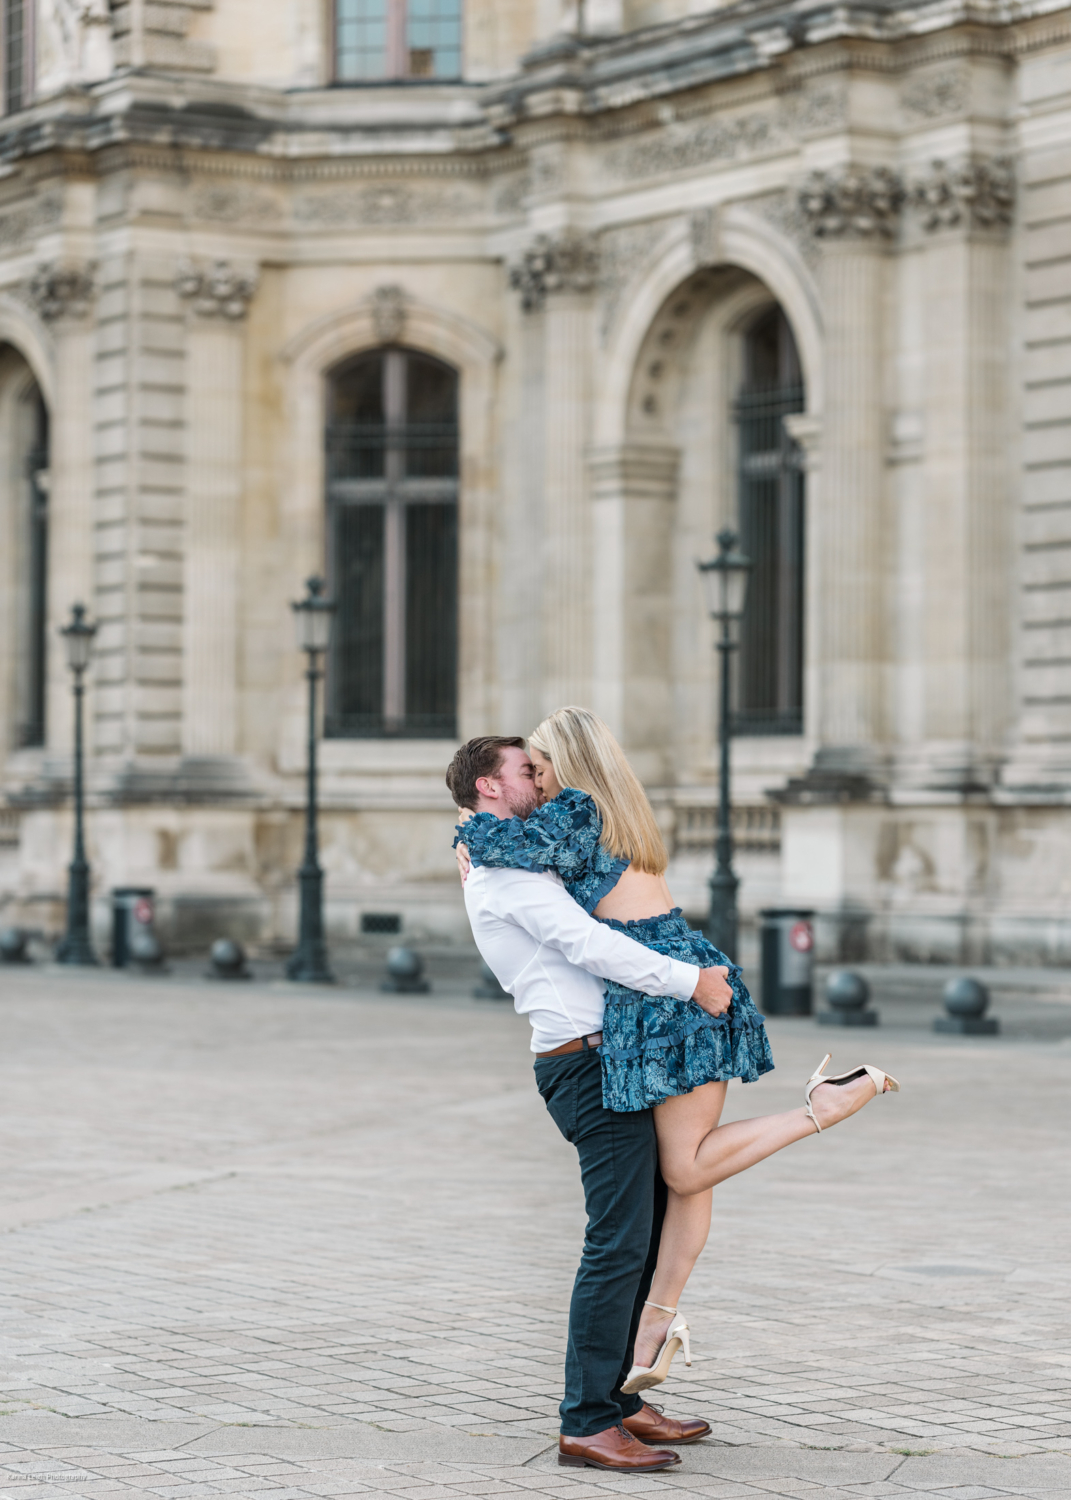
[{"left": 458, "top": 787, "right": 774, "bottom": 1111}]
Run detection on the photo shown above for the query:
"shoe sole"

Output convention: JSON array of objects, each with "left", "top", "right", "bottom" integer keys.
[
  {"left": 634, "top": 1430, "right": 710, "bottom": 1446},
  {"left": 559, "top": 1455, "right": 681, "bottom": 1470}
]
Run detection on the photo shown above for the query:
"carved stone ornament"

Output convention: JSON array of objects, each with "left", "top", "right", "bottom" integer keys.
[
  {"left": 26, "top": 261, "right": 96, "bottom": 322},
  {"left": 372, "top": 285, "right": 406, "bottom": 343},
  {"left": 174, "top": 259, "right": 258, "bottom": 319},
  {"left": 912, "top": 157, "right": 1015, "bottom": 232},
  {"left": 509, "top": 232, "right": 599, "bottom": 313},
  {"left": 798, "top": 165, "right": 905, "bottom": 239}
]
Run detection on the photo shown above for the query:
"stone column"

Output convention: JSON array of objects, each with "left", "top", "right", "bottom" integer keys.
[
  {"left": 799, "top": 166, "right": 903, "bottom": 780},
  {"left": 510, "top": 232, "right": 598, "bottom": 715},
  {"left": 174, "top": 260, "right": 257, "bottom": 761},
  {"left": 900, "top": 157, "right": 1015, "bottom": 790},
  {"left": 25, "top": 262, "right": 98, "bottom": 758},
  {"left": 588, "top": 444, "right": 679, "bottom": 782}
]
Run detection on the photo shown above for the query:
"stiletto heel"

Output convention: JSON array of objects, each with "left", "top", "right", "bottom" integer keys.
[
  {"left": 804, "top": 1053, "right": 901, "bottom": 1134},
  {"left": 621, "top": 1301, "right": 691, "bottom": 1395}
]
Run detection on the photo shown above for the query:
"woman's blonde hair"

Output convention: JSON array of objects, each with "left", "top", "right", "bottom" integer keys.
[{"left": 528, "top": 707, "right": 668, "bottom": 875}]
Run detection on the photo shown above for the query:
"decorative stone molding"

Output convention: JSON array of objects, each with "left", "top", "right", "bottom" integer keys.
[
  {"left": 900, "top": 68, "right": 968, "bottom": 121},
  {"left": 509, "top": 232, "right": 599, "bottom": 313},
  {"left": 25, "top": 261, "right": 96, "bottom": 322},
  {"left": 798, "top": 166, "right": 905, "bottom": 240},
  {"left": 174, "top": 259, "right": 258, "bottom": 320},
  {"left": 371, "top": 285, "right": 407, "bottom": 343},
  {"left": 911, "top": 157, "right": 1015, "bottom": 232}
]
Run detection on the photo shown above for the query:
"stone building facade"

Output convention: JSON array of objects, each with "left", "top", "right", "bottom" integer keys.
[{"left": 0, "top": 0, "right": 1069, "bottom": 962}]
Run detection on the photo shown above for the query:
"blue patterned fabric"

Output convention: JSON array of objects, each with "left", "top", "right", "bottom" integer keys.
[
  {"left": 458, "top": 788, "right": 630, "bottom": 914},
  {"left": 457, "top": 789, "right": 774, "bottom": 1111}
]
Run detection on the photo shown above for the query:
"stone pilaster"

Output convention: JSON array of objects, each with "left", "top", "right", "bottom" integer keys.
[
  {"left": 896, "top": 157, "right": 1015, "bottom": 791},
  {"left": 92, "top": 254, "right": 186, "bottom": 769},
  {"left": 24, "top": 262, "right": 98, "bottom": 758},
  {"left": 588, "top": 444, "right": 679, "bottom": 782},
  {"left": 174, "top": 261, "right": 257, "bottom": 760},
  {"left": 510, "top": 231, "right": 598, "bottom": 715},
  {"left": 798, "top": 166, "right": 903, "bottom": 777}
]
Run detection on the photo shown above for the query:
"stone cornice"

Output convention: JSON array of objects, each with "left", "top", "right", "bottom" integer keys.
[{"left": 0, "top": 0, "right": 1062, "bottom": 175}]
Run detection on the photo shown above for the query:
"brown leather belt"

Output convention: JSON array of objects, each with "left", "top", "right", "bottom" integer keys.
[{"left": 536, "top": 1030, "right": 603, "bottom": 1058}]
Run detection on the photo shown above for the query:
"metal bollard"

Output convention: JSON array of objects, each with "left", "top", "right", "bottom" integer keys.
[
  {"left": 208, "top": 938, "right": 251, "bottom": 980},
  {"left": 934, "top": 977, "right": 999, "bottom": 1035},
  {"left": 381, "top": 946, "right": 430, "bottom": 994},
  {"left": 818, "top": 970, "right": 879, "bottom": 1027},
  {"left": 0, "top": 927, "right": 31, "bottom": 964}
]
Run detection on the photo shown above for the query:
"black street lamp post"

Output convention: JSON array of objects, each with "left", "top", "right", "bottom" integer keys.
[
  {"left": 56, "top": 602, "right": 98, "bottom": 966},
  {"left": 287, "top": 576, "right": 337, "bottom": 984},
  {"left": 697, "top": 529, "right": 753, "bottom": 963}
]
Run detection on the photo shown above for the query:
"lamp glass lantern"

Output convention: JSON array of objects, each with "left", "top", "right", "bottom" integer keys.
[
  {"left": 61, "top": 603, "right": 97, "bottom": 672},
  {"left": 292, "top": 576, "right": 336, "bottom": 655},
  {"left": 698, "top": 528, "right": 753, "bottom": 631}
]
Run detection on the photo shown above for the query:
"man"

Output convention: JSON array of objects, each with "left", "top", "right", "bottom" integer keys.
[{"left": 446, "top": 736, "right": 732, "bottom": 1474}]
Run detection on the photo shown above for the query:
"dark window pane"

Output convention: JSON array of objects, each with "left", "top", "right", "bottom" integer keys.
[
  {"left": 733, "top": 307, "right": 805, "bottom": 736},
  {"left": 20, "top": 390, "right": 48, "bottom": 747},
  {"left": 327, "top": 504, "right": 384, "bottom": 733},
  {"left": 405, "top": 502, "right": 457, "bottom": 735},
  {"left": 404, "top": 353, "right": 458, "bottom": 477},
  {"left": 327, "top": 353, "right": 385, "bottom": 479}
]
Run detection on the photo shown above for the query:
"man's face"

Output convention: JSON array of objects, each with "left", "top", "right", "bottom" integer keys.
[{"left": 476, "top": 745, "right": 540, "bottom": 819}]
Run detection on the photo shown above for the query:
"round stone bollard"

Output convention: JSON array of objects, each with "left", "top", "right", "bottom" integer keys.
[
  {"left": 818, "top": 969, "right": 879, "bottom": 1027},
  {"left": 381, "top": 946, "right": 430, "bottom": 994},
  {"left": 473, "top": 960, "right": 510, "bottom": 1001},
  {"left": 934, "top": 976, "right": 1000, "bottom": 1035},
  {"left": 208, "top": 938, "right": 251, "bottom": 980},
  {"left": 0, "top": 927, "right": 31, "bottom": 964},
  {"left": 128, "top": 928, "right": 167, "bottom": 974}
]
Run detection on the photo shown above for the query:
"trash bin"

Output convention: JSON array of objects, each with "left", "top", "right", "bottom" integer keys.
[
  {"left": 760, "top": 908, "right": 815, "bottom": 1015},
  {"left": 111, "top": 887, "right": 156, "bottom": 969}
]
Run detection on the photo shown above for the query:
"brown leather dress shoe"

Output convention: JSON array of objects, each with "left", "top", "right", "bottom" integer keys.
[
  {"left": 558, "top": 1422, "right": 682, "bottom": 1470},
  {"left": 623, "top": 1400, "right": 712, "bottom": 1445}
]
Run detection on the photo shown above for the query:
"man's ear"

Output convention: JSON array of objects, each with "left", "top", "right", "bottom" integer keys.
[{"left": 474, "top": 775, "right": 499, "bottom": 800}]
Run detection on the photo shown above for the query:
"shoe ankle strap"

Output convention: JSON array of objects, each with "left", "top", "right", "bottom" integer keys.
[{"left": 644, "top": 1300, "right": 677, "bottom": 1314}]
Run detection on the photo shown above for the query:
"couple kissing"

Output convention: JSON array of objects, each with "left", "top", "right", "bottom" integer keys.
[{"left": 446, "top": 707, "right": 899, "bottom": 1474}]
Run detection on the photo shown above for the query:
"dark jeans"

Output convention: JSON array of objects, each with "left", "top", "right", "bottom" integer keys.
[{"left": 534, "top": 1044, "right": 667, "bottom": 1437}]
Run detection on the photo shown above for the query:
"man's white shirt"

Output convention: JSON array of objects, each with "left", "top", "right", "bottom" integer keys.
[{"left": 463, "top": 864, "right": 700, "bottom": 1053}]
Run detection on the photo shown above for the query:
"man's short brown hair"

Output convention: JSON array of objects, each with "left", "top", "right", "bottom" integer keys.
[{"left": 446, "top": 736, "right": 525, "bottom": 811}]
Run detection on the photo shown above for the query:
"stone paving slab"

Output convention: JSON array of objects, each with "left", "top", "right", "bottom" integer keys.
[{"left": 0, "top": 966, "right": 1068, "bottom": 1498}]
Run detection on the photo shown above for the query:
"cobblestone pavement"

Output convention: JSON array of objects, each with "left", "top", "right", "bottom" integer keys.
[{"left": 0, "top": 964, "right": 1069, "bottom": 1499}]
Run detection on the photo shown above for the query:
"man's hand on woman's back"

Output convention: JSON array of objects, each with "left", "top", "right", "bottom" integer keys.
[{"left": 691, "top": 966, "right": 732, "bottom": 1016}]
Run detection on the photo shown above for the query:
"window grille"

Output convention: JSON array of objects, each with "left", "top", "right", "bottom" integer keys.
[
  {"left": 335, "top": 0, "right": 462, "bottom": 82},
  {"left": 325, "top": 348, "right": 458, "bottom": 739},
  {"left": 732, "top": 306, "right": 805, "bottom": 736}
]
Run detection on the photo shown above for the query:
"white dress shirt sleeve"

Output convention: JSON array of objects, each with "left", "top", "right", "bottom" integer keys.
[{"left": 495, "top": 870, "right": 700, "bottom": 1000}]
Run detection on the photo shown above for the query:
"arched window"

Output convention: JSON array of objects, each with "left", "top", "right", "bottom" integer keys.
[
  {"left": 325, "top": 347, "right": 458, "bottom": 739},
  {"left": 733, "top": 306, "right": 805, "bottom": 735},
  {"left": 334, "top": 0, "right": 462, "bottom": 81}
]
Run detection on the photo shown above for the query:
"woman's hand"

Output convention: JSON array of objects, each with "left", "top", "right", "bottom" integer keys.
[{"left": 455, "top": 808, "right": 473, "bottom": 883}]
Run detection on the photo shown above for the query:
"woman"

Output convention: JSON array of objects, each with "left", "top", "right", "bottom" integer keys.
[{"left": 457, "top": 707, "right": 898, "bottom": 1393}]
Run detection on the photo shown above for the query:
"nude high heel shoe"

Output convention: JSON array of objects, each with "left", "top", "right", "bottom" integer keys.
[
  {"left": 804, "top": 1053, "right": 900, "bottom": 1134},
  {"left": 620, "top": 1301, "right": 691, "bottom": 1395}
]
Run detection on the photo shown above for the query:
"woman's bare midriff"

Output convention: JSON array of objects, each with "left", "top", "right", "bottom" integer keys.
[{"left": 594, "top": 864, "right": 675, "bottom": 923}]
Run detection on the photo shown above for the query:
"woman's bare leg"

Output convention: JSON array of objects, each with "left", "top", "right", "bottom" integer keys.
[
  {"left": 633, "top": 1085, "right": 726, "bottom": 1368},
  {"left": 631, "top": 1072, "right": 889, "bottom": 1366},
  {"left": 659, "top": 1073, "right": 881, "bottom": 1200}
]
